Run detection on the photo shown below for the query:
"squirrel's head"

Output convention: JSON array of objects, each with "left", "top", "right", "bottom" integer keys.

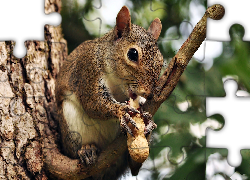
[{"left": 105, "top": 6, "right": 163, "bottom": 103}]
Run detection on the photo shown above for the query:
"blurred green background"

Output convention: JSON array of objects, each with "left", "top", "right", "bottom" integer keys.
[{"left": 60, "top": 0, "right": 250, "bottom": 179}]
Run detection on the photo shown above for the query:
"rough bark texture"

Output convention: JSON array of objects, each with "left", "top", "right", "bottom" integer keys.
[{"left": 0, "top": 0, "right": 67, "bottom": 179}]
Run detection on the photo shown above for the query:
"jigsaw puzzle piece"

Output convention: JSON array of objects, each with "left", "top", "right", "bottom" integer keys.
[
  {"left": 81, "top": 0, "right": 151, "bottom": 40},
  {"left": 166, "top": 96, "right": 206, "bottom": 162},
  {"left": 207, "top": 0, "right": 250, "bottom": 42},
  {"left": 206, "top": 79, "right": 250, "bottom": 167},
  {"left": 149, "top": 0, "right": 180, "bottom": 41},
  {"left": 0, "top": 0, "right": 61, "bottom": 58},
  {"left": 80, "top": 0, "right": 103, "bottom": 37},
  {"left": 162, "top": 21, "right": 206, "bottom": 60},
  {"left": 165, "top": 62, "right": 205, "bottom": 114},
  {"left": 150, "top": 94, "right": 207, "bottom": 178},
  {"left": 146, "top": 146, "right": 174, "bottom": 179},
  {"left": 174, "top": 148, "right": 206, "bottom": 180},
  {"left": 157, "top": 1, "right": 209, "bottom": 63},
  {"left": 149, "top": 145, "right": 207, "bottom": 179},
  {"left": 150, "top": 0, "right": 206, "bottom": 43},
  {"left": 24, "top": 41, "right": 66, "bottom": 101},
  {"left": 206, "top": 25, "right": 249, "bottom": 93},
  {"left": 63, "top": 1, "right": 127, "bottom": 50},
  {"left": 158, "top": 22, "right": 200, "bottom": 66}
]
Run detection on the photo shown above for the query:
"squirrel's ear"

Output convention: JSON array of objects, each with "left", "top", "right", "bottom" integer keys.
[
  {"left": 148, "top": 18, "right": 162, "bottom": 40},
  {"left": 115, "top": 6, "right": 131, "bottom": 39}
]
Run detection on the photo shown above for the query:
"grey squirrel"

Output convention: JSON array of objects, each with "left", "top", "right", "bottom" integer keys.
[{"left": 55, "top": 6, "right": 163, "bottom": 180}]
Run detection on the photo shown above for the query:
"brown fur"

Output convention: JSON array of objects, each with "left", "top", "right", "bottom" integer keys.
[{"left": 55, "top": 6, "right": 163, "bottom": 180}]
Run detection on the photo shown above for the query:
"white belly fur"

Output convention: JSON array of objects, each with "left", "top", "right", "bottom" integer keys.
[{"left": 62, "top": 92, "right": 120, "bottom": 149}]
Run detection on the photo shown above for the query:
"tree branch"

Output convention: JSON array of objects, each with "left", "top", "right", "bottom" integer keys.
[{"left": 155, "top": 4, "right": 224, "bottom": 103}]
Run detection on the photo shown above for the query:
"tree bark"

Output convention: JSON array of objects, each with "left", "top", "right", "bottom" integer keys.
[{"left": 0, "top": 0, "right": 66, "bottom": 179}]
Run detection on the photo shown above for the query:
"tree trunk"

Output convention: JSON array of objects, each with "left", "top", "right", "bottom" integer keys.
[{"left": 0, "top": 0, "right": 67, "bottom": 179}]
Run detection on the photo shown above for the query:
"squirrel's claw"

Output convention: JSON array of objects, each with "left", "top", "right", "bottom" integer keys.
[
  {"left": 119, "top": 105, "right": 140, "bottom": 136},
  {"left": 140, "top": 111, "right": 156, "bottom": 135},
  {"left": 120, "top": 116, "right": 133, "bottom": 136},
  {"left": 120, "top": 113, "right": 138, "bottom": 136},
  {"left": 144, "top": 119, "right": 157, "bottom": 135},
  {"left": 124, "top": 113, "right": 138, "bottom": 129}
]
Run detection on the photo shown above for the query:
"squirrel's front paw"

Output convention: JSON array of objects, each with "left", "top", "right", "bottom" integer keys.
[
  {"left": 78, "top": 144, "right": 98, "bottom": 167},
  {"left": 142, "top": 112, "right": 157, "bottom": 136},
  {"left": 119, "top": 105, "right": 140, "bottom": 136}
]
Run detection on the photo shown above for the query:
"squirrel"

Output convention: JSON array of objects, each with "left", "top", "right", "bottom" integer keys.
[{"left": 55, "top": 6, "right": 163, "bottom": 180}]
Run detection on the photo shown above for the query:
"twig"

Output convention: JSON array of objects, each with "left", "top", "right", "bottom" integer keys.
[{"left": 155, "top": 4, "right": 224, "bottom": 103}]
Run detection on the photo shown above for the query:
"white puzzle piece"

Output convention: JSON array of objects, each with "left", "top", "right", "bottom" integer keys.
[
  {"left": 207, "top": 0, "right": 250, "bottom": 41},
  {"left": 0, "top": 0, "right": 61, "bottom": 58},
  {"left": 206, "top": 79, "right": 250, "bottom": 167}
]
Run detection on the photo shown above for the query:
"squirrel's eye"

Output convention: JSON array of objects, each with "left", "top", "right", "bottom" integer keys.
[{"left": 127, "top": 48, "right": 138, "bottom": 62}]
